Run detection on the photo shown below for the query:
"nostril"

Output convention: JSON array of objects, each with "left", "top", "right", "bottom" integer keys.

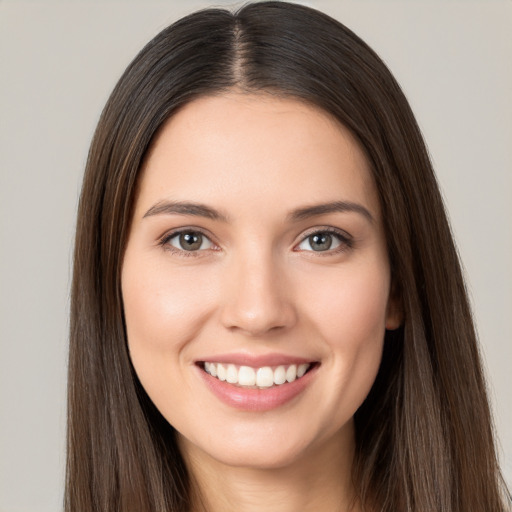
[{"left": 220, "top": 297, "right": 297, "bottom": 336}]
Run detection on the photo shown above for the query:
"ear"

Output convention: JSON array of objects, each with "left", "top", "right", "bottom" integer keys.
[{"left": 385, "top": 280, "right": 403, "bottom": 330}]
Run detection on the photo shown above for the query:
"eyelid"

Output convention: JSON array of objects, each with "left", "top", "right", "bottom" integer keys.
[
  {"left": 159, "top": 227, "right": 219, "bottom": 255},
  {"left": 157, "top": 225, "right": 353, "bottom": 256},
  {"left": 293, "top": 226, "right": 353, "bottom": 253}
]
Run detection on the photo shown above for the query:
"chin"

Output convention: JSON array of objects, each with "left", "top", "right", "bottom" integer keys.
[
  {"left": 183, "top": 437, "right": 310, "bottom": 471},
  {"left": 177, "top": 416, "right": 353, "bottom": 473}
]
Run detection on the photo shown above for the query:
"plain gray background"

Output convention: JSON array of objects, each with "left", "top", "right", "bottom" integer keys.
[{"left": 0, "top": 1, "right": 510, "bottom": 510}]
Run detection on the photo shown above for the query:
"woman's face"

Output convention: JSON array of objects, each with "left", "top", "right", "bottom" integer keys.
[{"left": 122, "top": 93, "right": 400, "bottom": 470}]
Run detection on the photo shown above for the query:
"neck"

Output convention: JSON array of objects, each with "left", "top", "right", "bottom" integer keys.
[{"left": 180, "top": 423, "right": 360, "bottom": 512}]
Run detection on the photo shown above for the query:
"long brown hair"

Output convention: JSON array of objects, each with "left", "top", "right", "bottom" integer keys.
[{"left": 66, "top": 2, "right": 509, "bottom": 510}]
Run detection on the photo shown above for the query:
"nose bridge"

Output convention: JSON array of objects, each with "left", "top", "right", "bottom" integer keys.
[{"left": 220, "top": 242, "right": 296, "bottom": 336}]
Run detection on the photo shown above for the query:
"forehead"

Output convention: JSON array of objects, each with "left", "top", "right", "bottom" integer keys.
[{"left": 135, "top": 93, "right": 379, "bottom": 220}]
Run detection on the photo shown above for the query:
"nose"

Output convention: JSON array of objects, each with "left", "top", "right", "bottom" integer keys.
[{"left": 220, "top": 250, "right": 297, "bottom": 337}]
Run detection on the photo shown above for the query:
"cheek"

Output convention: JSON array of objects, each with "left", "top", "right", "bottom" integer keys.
[
  {"left": 301, "top": 259, "right": 390, "bottom": 346},
  {"left": 121, "top": 255, "right": 218, "bottom": 376},
  {"left": 298, "top": 259, "right": 389, "bottom": 412},
  {"left": 121, "top": 254, "right": 224, "bottom": 428}
]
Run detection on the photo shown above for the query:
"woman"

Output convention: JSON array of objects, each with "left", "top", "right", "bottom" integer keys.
[{"left": 66, "top": 2, "right": 510, "bottom": 511}]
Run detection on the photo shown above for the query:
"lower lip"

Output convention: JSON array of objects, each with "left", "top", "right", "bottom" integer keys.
[{"left": 197, "top": 365, "right": 318, "bottom": 412}]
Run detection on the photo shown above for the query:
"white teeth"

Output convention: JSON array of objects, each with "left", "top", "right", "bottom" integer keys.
[
  {"left": 273, "top": 365, "right": 286, "bottom": 385},
  {"left": 217, "top": 363, "right": 226, "bottom": 381},
  {"left": 286, "top": 364, "right": 297, "bottom": 382},
  {"left": 203, "top": 362, "right": 312, "bottom": 388},
  {"left": 226, "top": 364, "right": 238, "bottom": 384},
  {"left": 238, "top": 366, "right": 256, "bottom": 386},
  {"left": 297, "top": 363, "right": 309, "bottom": 378},
  {"left": 256, "top": 367, "right": 274, "bottom": 387}
]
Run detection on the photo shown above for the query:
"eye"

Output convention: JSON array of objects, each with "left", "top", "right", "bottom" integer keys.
[
  {"left": 296, "top": 230, "right": 350, "bottom": 252},
  {"left": 165, "top": 230, "right": 214, "bottom": 252}
]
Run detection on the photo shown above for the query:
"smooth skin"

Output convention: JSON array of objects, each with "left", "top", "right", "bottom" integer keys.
[{"left": 122, "top": 93, "right": 401, "bottom": 512}]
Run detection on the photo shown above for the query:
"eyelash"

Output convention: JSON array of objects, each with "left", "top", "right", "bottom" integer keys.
[
  {"left": 295, "top": 227, "right": 353, "bottom": 255},
  {"left": 159, "top": 228, "right": 217, "bottom": 257},
  {"left": 158, "top": 227, "right": 353, "bottom": 257}
]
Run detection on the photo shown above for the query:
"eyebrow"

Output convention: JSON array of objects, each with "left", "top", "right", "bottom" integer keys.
[
  {"left": 143, "top": 199, "right": 373, "bottom": 224},
  {"left": 143, "top": 201, "right": 229, "bottom": 222},
  {"left": 288, "top": 201, "right": 374, "bottom": 223}
]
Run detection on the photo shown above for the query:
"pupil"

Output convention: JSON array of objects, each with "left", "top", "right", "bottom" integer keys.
[
  {"left": 310, "top": 233, "right": 332, "bottom": 251},
  {"left": 180, "top": 232, "right": 202, "bottom": 250}
]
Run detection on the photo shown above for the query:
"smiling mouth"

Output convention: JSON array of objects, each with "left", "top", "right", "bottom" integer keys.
[{"left": 200, "top": 362, "right": 315, "bottom": 389}]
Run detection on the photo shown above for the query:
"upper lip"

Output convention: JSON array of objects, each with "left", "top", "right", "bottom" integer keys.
[{"left": 196, "top": 352, "right": 316, "bottom": 367}]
